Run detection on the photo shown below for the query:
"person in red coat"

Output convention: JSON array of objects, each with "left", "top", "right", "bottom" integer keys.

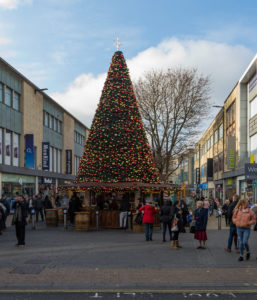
[{"left": 139, "top": 201, "right": 157, "bottom": 241}]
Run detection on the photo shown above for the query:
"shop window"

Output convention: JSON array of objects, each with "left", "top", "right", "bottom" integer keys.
[
  {"left": 13, "top": 92, "right": 20, "bottom": 111},
  {"left": 5, "top": 87, "right": 12, "bottom": 107},
  {"left": 0, "top": 83, "right": 3, "bottom": 102},
  {"left": 250, "top": 96, "right": 257, "bottom": 118}
]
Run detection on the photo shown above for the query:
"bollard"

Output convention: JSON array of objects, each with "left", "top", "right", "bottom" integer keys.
[
  {"left": 63, "top": 209, "right": 68, "bottom": 230},
  {"left": 127, "top": 212, "right": 131, "bottom": 230},
  {"left": 31, "top": 209, "right": 36, "bottom": 230},
  {"left": 96, "top": 210, "right": 99, "bottom": 231}
]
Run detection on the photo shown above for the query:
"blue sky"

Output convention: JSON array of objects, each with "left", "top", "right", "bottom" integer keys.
[{"left": 0, "top": 0, "right": 257, "bottom": 127}]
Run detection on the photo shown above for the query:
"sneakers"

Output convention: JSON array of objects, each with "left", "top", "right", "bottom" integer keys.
[
  {"left": 246, "top": 252, "right": 250, "bottom": 260},
  {"left": 238, "top": 256, "right": 244, "bottom": 261},
  {"left": 224, "top": 248, "right": 231, "bottom": 253}
]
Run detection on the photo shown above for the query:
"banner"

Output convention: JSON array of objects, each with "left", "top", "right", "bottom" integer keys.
[
  {"left": 66, "top": 149, "right": 72, "bottom": 174},
  {"left": 227, "top": 135, "right": 236, "bottom": 170},
  {"left": 5, "top": 131, "right": 11, "bottom": 165},
  {"left": 25, "top": 134, "right": 34, "bottom": 169},
  {"left": 42, "top": 142, "right": 50, "bottom": 171},
  {"left": 245, "top": 163, "right": 257, "bottom": 180},
  {"left": 195, "top": 168, "right": 200, "bottom": 184},
  {"left": 13, "top": 133, "right": 19, "bottom": 167}
]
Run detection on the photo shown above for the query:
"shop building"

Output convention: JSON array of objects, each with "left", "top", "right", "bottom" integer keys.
[{"left": 0, "top": 57, "right": 89, "bottom": 198}]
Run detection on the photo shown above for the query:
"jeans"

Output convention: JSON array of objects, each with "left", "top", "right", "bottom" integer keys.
[
  {"left": 227, "top": 226, "right": 238, "bottom": 250},
  {"left": 145, "top": 223, "right": 153, "bottom": 240},
  {"left": 172, "top": 231, "right": 179, "bottom": 241},
  {"left": 119, "top": 211, "right": 128, "bottom": 228},
  {"left": 237, "top": 227, "right": 250, "bottom": 255},
  {"left": 162, "top": 221, "right": 172, "bottom": 241},
  {"left": 15, "top": 223, "right": 25, "bottom": 245}
]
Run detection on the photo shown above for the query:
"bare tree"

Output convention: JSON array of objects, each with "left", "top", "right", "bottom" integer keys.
[{"left": 134, "top": 68, "right": 210, "bottom": 182}]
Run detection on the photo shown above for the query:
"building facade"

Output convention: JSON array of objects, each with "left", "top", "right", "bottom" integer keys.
[{"left": 0, "top": 57, "right": 89, "bottom": 198}]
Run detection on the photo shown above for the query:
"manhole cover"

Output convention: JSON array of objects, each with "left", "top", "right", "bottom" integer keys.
[{"left": 10, "top": 265, "right": 45, "bottom": 274}]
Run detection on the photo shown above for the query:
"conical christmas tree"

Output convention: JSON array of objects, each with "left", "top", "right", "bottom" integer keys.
[{"left": 76, "top": 51, "right": 159, "bottom": 184}]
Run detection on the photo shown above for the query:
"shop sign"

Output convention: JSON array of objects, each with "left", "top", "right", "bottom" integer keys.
[
  {"left": 253, "top": 181, "right": 257, "bottom": 188},
  {"left": 245, "top": 163, "right": 257, "bottom": 180},
  {"left": 66, "top": 150, "right": 72, "bottom": 174},
  {"left": 227, "top": 179, "right": 233, "bottom": 185},
  {"left": 227, "top": 135, "right": 236, "bottom": 170},
  {"left": 198, "top": 182, "right": 208, "bottom": 190},
  {"left": 42, "top": 142, "right": 50, "bottom": 171},
  {"left": 25, "top": 134, "right": 35, "bottom": 169},
  {"left": 207, "top": 158, "right": 213, "bottom": 181},
  {"left": 195, "top": 168, "right": 200, "bottom": 184},
  {"left": 2, "top": 174, "right": 35, "bottom": 184},
  {"left": 38, "top": 177, "right": 56, "bottom": 185}
]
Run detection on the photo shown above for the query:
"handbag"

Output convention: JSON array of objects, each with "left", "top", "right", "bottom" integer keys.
[
  {"left": 135, "top": 213, "right": 143, "bottom": 225},
  {"left": 190, "top": 225, "right": 195, "bottom": 233},
  {"left": 171, "top": 217, "right": 178, "bottom": 232}
]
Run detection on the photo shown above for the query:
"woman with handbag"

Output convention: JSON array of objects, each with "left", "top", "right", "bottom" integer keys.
[
  {"left": 139, "top": 200, "right": 156, "bottom": 241},
  {"left": 170, "top": 200, "right": 183, "bottom": 249},
  {"left": 232, "top": 199, "right": 256, "bottom": 261},
  {"left": 194, "top": 201, "right": 208, "bottom": 249}
]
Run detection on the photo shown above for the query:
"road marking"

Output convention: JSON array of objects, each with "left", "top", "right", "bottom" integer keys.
[{"left": 0, "top": 289, "right": 257, "bottom": 294}]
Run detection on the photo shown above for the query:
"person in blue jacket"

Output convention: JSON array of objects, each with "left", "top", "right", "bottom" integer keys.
[{"left": 194, "top": 201, "right": 208, "bottom": 249}]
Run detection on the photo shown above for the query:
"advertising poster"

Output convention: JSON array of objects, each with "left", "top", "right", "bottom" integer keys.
[
  {"left": 25, "top": 134, "right": 34, "bottom": 169},
  {"left": 5, "top": 131, "right": 11, "bottom": 165},
  {"left": 42, "top": 142, "right": 50, "bottom": 171},
  {"left": 13, "top": 133, "right": 19, "bottom": 167}
]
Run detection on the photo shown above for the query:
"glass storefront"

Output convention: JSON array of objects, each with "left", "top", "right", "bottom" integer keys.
[{"left": 1, "top": 173, "right": 35, "bottom": 197}]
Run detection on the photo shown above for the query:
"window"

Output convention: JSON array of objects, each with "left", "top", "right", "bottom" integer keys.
[
  {"left": 53, "top": 148, "right": 57, "bottom": 172},
  {"left": 57, "top": 149, "right": 61, "bottom": 173},
  {"left": 5, "top": 87, "right": 12, "bottom": 106},
  {"left": 219, "top": 124, "right": 223, "bottom": 139},
  {"left": 214, "top": 130, "right": 218, "bottom": 144},
  {"left": 250, "top": 96, "right": 257, "bottom": 118},
  {"left": 0, "top": 83, "right": 3, "bottom": 102},
  {"left": 49, "top": 116, "right": 53, "bottom": 129},
  {"left": 207, "top": 139, "right": 210, "bottom": 150},
  {"left": 250, "top": 133, "right": 257, "bottom": 153},
  {"left": 13, "top": 92, "right": 20, "bottom": 111},
  {"left": 226, "top": 101, "right": 236, "bottom": 129},
  {"left": 44, "top": 112, "right": 49, "bottom": 127},
  {"left": 54, "top": 118, "right": 57, "bottom": 131},
  {"left": 49, "top": 146, "right": 53, "bottom": 172},
  {"left": 210, "top": 135, "right": 213, "bottom": 147},
  {"left": 58, "top": 120, "right": 62, "bottom": 134}
]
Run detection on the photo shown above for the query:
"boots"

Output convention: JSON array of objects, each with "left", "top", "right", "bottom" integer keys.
[
  {"left": 170, "top": 240, "right": 178, "bottom": 249},
  {"left": 176, "top": 240, "right": 182, "bottom": 248}
]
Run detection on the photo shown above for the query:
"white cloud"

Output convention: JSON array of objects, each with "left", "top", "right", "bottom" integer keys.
[
  {"left": 51, "top": 38, "right": 254, "bottom": 127},
  {"left": 0, "top": 0, "right": 32, "bottom": 10}
]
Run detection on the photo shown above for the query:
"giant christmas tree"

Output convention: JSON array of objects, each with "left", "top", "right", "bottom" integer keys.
[{"left": 75, "top": 51, "right": 160, "bottom": 185}]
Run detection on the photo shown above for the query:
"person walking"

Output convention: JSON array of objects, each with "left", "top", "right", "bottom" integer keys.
[
  {"left": 224, "top": 194, "right": 240, "bottom": 253},
  {"left": 160, "top": 200, "right": 172, "bottom": 242},
  {"left": 222, "top": 200, "right": 230, "bottom": 226},
  {"left": 232, "top": 199, "right": 256, "bottom": 261},
  {"left": 194, "top": 201, "right": 208, "bottom": 249},
  {"left": 12, "top": 195, "right": 28, "bottom": 247},
  {"left": 0, "top": 194, "right": 10, "bottom": 230},
  {"left": 35, "top": 194, "right": 44, "bottom": 222},
  {"left": 170, "top": 200, "right": 183, "bottom": 249},
  {"left": 139, "top": 200, "right": 156, "bottom": 241}
]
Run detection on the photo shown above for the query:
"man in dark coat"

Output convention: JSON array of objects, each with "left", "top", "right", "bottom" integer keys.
[
  {"left": 224, "top": 194, "right": 239, "bottom": 253},
  {"left": 35, "top": 194, "right": 44, "bottom": 222},
  {"left": 13, "top": 195, "right": 28, "bottom": 247},
  {"left": 160, "top": 200, "right": 172, "bottom": 242}
]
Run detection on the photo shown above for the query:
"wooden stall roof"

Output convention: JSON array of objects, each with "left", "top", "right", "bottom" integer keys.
[{"left": 58, "top": 181, "right": 180, "bottom": 193}]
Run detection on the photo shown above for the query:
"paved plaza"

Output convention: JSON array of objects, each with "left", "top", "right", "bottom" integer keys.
[{"left": 1, "top": 215, "right": 257, "bottom": 295}]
